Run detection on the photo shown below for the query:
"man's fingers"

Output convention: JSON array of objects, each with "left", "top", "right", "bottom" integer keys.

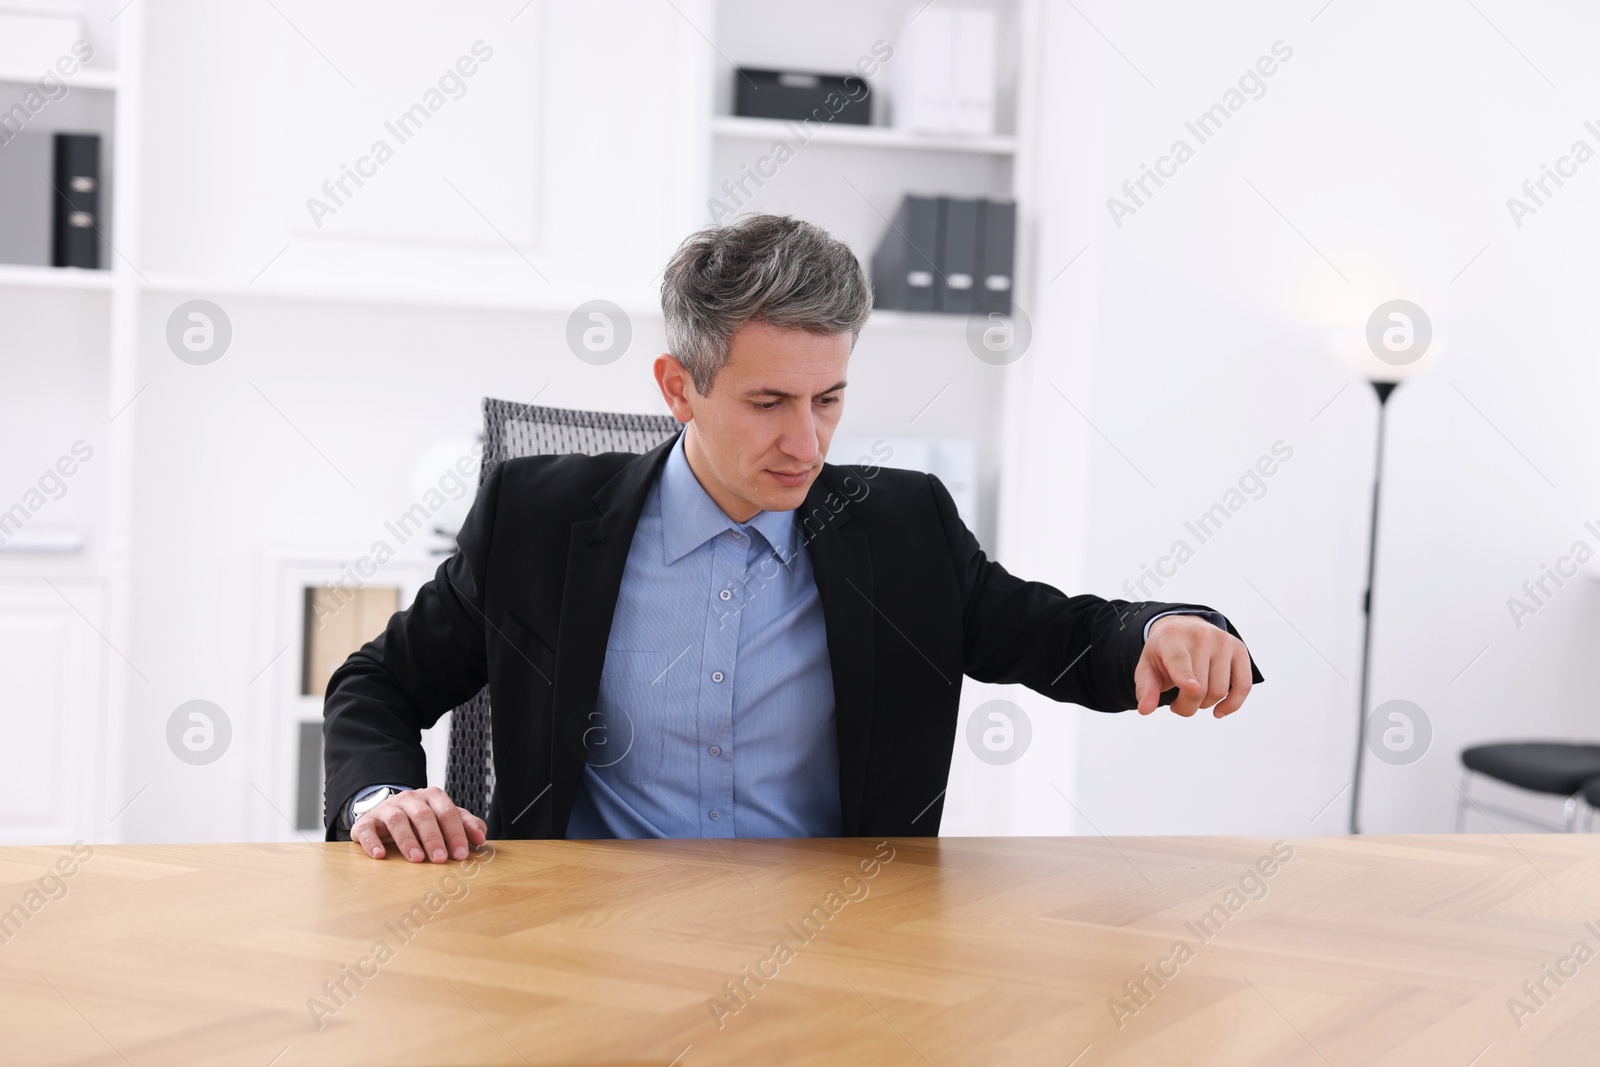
[
  {"left": 382, "top": 806, "right": 427, "bottom": 863},
  {"left": 464, "top": 812, "right": 488, "bottom": 846},
  {"left": 1202, "top": 642, "right": 1232, "bottom": 710},
  {"left": 1133, "top": 656, "right": 1162, "bottom": 715},
  {"left": 351, "top": 817, "right": 387, "bottom": 860},
  {"left": 1165, "top": 643, "right": 1201, "bottom": 717},
  {"left": 424, "top": 791, "right": 471, "bottom": 861},
  {"left": 399, "top": 797, "right": 451, "bottom": 863},
  {"left": 1214, "top": 643, "right": 1253, "bottom": 718}
]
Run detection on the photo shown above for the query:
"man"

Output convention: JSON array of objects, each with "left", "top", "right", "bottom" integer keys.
[{"left": 323, "top": 214, "right": 1264, "bottom": 863}]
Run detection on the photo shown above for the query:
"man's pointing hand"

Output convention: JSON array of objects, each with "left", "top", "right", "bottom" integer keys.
[{"left": 1133, "top": 614, "right": 1254, "bottom": 719}]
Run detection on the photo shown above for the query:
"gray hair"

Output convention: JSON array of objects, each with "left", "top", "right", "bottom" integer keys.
[{"left": 661, "top": 214, "right": 873, "bottom": 396}]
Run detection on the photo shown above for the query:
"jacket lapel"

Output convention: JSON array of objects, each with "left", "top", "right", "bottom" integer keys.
[
  {"left": 548, "top": 430, "right": 680, "bottom": 834},
  {"left": 801, "top": 467, "right": 875, "bottom": 836}
]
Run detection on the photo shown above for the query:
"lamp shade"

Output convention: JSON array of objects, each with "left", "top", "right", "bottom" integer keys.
[
  {"left": 1329, "top": 298, "right": 1446, "bottom": 383},
  {"left": 1269, "top": 229, "right": 1450, "bottom": 384}
]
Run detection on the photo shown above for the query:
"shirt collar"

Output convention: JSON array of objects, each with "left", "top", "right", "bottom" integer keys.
[{"left": 658, "top": 430, "right": 802, "bottom": 566}]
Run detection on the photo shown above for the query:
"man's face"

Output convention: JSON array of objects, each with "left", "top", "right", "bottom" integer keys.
[{"left": 655, "top": 319, "right": 851, "bottom": 522}]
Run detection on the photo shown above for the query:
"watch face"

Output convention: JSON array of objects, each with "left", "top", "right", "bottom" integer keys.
[{"left": 353, "top": 788, "right": 394, "bottom": 819}]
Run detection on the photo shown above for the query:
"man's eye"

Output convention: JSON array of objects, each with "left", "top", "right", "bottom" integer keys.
[
  {"left": 755, "top": 401, "right": 779, "bottom": 411},
  {"left": 818, "top": 396, "right": 839, "bottom": 405}
]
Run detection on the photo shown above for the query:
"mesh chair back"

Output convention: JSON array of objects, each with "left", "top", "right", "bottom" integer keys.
[{"left": 444, "top": 399, "right": 682, "bottom": 821}]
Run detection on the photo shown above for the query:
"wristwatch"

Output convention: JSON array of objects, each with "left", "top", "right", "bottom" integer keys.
[{"left": 347, "top": 785, "right": 404, "bottom": 828}]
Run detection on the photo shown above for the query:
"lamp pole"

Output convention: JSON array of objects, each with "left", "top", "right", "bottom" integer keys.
[{"left": 1349, "top": 378, "right": 1398, "bottom": 835}]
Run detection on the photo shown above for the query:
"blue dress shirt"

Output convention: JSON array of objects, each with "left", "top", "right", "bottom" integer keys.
[{"left": 564, "top": 431, "right": 842, "bottom": 839}]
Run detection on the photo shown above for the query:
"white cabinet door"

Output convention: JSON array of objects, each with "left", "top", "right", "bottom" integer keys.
[{"left": 0, "top": 580, "right": 104, "bottom": 844}]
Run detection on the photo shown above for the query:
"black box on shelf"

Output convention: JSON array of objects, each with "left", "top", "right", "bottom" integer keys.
[{"left": 734, "top": 67, "right": 871, "bottom": 126}]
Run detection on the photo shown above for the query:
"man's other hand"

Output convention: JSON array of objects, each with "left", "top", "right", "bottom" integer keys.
[
  {"left": 1133, "top": 614, "right": 1254, "bottom": 719},
  {"left": 350, "top": 786, "right": 488, "bottom": 862}
]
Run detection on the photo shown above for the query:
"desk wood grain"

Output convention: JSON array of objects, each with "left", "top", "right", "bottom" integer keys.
[{"left": 1, "top": 835, "right": 1597, "bottom": 1066}]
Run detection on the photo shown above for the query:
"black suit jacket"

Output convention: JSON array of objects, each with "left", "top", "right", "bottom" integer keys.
[{"left": 322, "top": 429, "right": 1264, "bottom": 840}]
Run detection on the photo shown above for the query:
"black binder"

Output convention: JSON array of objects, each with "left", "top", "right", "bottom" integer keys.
[
  {"left": 935, "top": 197, "right": 980, "bottom": 314},
  {"left": 52, "top": 133, "right": 101, "bottom": 269},
  {"left": 869, "top": 195, "right": 938, "bottom": 312},
  {"left": 977, "top": 199, "right": 1015, "bottom": 315}
]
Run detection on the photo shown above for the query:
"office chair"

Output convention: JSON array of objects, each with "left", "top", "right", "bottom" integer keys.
[
  {"left": 1577, "top": 776, "right": 1600, "bottom": 832},
  {"left": 443, "top": 398, "right": 682, "bottom": 821},
  {"left": 1454, "top": 742, "right": 1600, "bottom": 833}
]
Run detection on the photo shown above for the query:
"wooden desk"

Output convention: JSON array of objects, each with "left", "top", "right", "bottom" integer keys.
[{"left": 1, "top": 835, "right": 1596, "bottom": 1065}]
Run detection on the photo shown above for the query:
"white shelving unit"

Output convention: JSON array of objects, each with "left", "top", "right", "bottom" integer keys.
[
  {"left": 703, "top": 0, "right": 1032, "bottom": 295},
  {"left": 0, "top": 0, "right": 140, "bottom": 846}
]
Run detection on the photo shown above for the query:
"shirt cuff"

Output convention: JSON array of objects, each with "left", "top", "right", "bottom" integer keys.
[{"left": 1143, "top": 609, "right": 1228, "bottom": 643}]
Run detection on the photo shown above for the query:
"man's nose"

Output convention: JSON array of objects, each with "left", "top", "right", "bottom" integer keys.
[{"left": 779, "top": 407, "right": 819, "bottom": 464}]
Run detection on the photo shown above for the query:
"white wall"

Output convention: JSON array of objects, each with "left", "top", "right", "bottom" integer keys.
[{"left": 1003, "top": 0, "right": 1600, "bottom": 836}]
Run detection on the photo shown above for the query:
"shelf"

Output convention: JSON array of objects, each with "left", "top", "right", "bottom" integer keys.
[
  {"left": 139, "top": 273, "right": 663, "bottom": 318},
  {"left": 0, "top": 530, "right": 86, "bottom": 554},
  {"left": 132, "top": 279, "right": 1002, "bottom": 324},
  {"left": 0, "top": 266, "right": 663, "bottom": 313},
  {"left": 0, "top": 263, "right": 114, "bottom": 291},
  {"left": 0, "top": 67, "right": 118, "bottom": 90},
  {"left": 864, "top": 309, "right": 981, "bottom": 329},
  {"left": 0, "top": 276, "right": 1000, "bottom": 318},
  {"left": 712, "top": 115, "right": 1016, "bottom": 156}
]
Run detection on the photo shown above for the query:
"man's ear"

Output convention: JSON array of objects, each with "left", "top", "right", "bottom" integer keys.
[{"left": 653, "top": 353, "right": 697, "bottom": 422}]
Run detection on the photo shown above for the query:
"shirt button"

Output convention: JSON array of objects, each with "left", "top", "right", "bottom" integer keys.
[
  {"left": 708, "top": 809, "right": 721, "bottom": 820},
  {"left": 711, "top": 670, "right": 725, "bottom": 683},
  {"left": 718, "top": 589, "right": 731, "bottom": 601},
  {"left": 709, "top": 744, "right": 722, "bottom": 756}
]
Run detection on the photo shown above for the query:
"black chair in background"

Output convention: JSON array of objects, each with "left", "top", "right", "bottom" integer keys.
[
  {"left": 1579, "top": 777, "right": 1600, "bottom": 832},
  {"left": 442, "top": 398, "right": 682, "bottom": 821},
  {"left": 1455, "top": 742, "right": 1600, "bottom": 832}
]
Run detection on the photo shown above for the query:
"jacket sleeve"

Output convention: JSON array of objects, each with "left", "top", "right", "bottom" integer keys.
[
  {"left": 321, "top": 461, "right": 508, "bottom": 838},
  {"left": 926, "top": 473, "right": 1264, "bottom": 712}
]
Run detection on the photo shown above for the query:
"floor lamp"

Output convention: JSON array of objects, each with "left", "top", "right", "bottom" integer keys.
[
  {"left": 1338, "top": 303, "right": 1442, "bottom": 835},
  {"left": 1349, "top": 378, "right": 1396, "bottom": 835}
]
